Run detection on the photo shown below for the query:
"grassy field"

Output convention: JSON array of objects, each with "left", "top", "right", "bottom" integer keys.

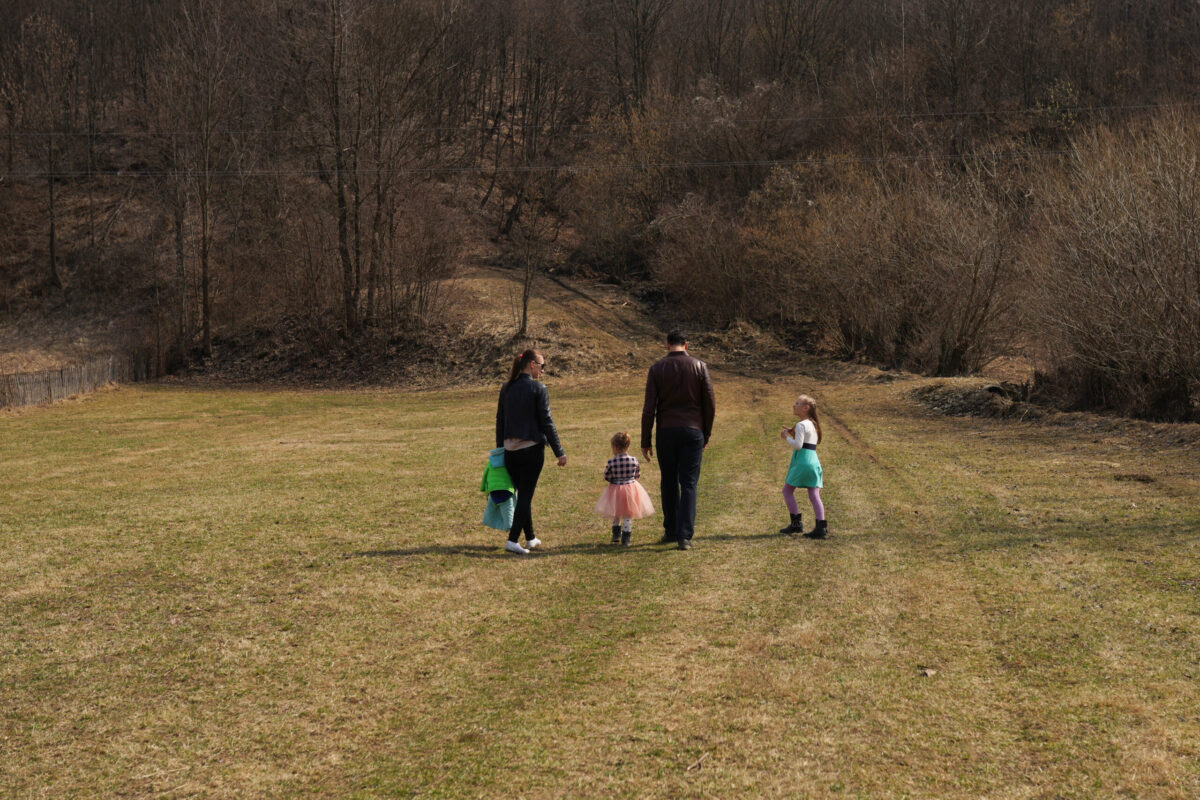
[{"left": 2, "top": 371, "right": 1198, "bottom": 798}]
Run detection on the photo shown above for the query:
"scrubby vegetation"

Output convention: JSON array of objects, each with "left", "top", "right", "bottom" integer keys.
[{"left": 2, "top": 0, "right": 1198, "bottom": 418}]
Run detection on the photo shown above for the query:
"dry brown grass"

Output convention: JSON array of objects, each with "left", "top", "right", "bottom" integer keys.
[{"left": 1, "top": 368, "right": 1198, "bottom": 798}]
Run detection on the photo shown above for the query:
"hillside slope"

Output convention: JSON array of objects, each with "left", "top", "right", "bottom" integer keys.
[{"left": 151, "top": 263, "right": 798, "bottom": 389}]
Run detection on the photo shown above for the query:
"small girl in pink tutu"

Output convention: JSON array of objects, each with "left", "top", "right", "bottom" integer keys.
[{"left": 595, "top": 431, "right": 655, "bottom": 546}]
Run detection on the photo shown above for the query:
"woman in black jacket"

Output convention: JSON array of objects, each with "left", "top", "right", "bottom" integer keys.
[{"left": 496, "top": 349, "right": 567, "bottom": 554}]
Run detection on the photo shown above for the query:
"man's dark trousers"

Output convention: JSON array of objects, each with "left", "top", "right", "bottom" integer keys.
[{"left": 656, "top": 427, "right": 705, "bottom": 542}]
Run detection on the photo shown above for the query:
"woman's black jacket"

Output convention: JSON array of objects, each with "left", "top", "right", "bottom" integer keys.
[{"left": 496, "top": 374, "right": 565, "bottom": 457}]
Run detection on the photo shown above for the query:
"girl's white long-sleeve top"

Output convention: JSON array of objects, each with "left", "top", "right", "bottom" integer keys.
[{"left": 785, "top": 419, "right": 819, "bottom": 449}]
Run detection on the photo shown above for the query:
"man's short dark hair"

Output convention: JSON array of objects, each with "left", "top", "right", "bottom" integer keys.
[{"left": 666, "top": 330, "right": 687, "bottom": 346}]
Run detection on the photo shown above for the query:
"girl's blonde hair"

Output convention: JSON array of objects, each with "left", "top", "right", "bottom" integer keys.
[
  {"left": 797, "top": 394, "right": 823, "bottom": 444},
  {"left": 610, "top": 431, "right": 632, "bottom": 452}
]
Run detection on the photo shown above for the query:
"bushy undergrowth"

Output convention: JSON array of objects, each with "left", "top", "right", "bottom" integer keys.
[
  {"left": 646, "top": 112, "right": 1200, "bottom": 421},
  {"left": 1028, "top": 114, "right": 1200, "bottom": 421}
]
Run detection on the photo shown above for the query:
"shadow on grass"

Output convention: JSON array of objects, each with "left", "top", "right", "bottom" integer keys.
[
  {"left": 349, "top": 530, "right": 790, "bottom": 560},
  {"left": 941, "top": 518, "right": 1200, "bottom": 555},
  {"left": 350, "top": 542, "right": 674, "bottom": 559}
]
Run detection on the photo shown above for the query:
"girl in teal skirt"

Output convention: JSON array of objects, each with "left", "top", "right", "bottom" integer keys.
[{"left": 778, "top": 394, "right": 828, "bottom": 539}]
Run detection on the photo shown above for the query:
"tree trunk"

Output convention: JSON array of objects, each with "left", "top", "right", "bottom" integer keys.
[
  {"left": 47, "top": 145, "right": 61, "bottom": 290},
  {"left": 329, "top": 0, "right": 357, "bottom": 336},
  {"left": 519, "top": 254, "right": 535, "bottom": 337},
  {"left": 4, "top": 99, "right": 14, "bottom": 175},
  {"left": 198, "top": 122, "right": 213, "bottom": 357},
  {"left": 175, "top": 190, "right": 187, "bottom": 354},
  {"left": 200, "top": 191, "right": 211, "bottom": 357}
]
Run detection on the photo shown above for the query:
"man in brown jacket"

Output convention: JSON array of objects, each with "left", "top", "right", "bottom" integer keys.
[{"left": 641, "top": 330, "right": 716, "bottom": 550}]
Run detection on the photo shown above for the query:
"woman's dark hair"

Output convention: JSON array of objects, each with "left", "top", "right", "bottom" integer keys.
[{"left": 506, "top": 349, "right": 543, "bottom": 387}]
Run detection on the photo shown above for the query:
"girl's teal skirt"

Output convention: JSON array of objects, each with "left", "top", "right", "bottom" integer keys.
[{"left": 785, "top": 447, "right": 823, "bottom": 488}]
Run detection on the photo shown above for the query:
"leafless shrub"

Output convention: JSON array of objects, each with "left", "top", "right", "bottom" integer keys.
[
  {"left": 808, "top": 178, "right": 934, "bottom": 367},
  {"left": 743, "top": 161, "right": 1024, "bottom": 374},
  {"left": 653, "top": 194, "right": 759, "bottom": 325},
  {"left": 1029, "top": 112, "right": 1200, "bottom": 421},
  {"left": 280, "top": 205, "right": 341, "bottom": 349},
  {"left": 569, "top": 108, "right": 678, "bottom": 281},
  {"left": 387, "top": 190, "right": 464, "bottom": 331},
  {"left": 905, "top": 166, "right": 1026, "bottom": 376},
  {"left": 572, "top": 84, "right": 810, "bottom": 281},
  {"left": 739, "top": 161, "right": 855, "bottom": 331}
]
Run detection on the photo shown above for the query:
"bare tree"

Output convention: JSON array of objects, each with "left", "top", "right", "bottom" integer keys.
[
  {"left": 474, "top": 0, "right": 595, "bottom": 334},
  {"left": 598, "top": 0, "right": 674, "bottom": 118},
  {"left": 0, "top": 46, "right": 15, "bottom": 175},
  {"left": 750, "top": 0, "right": 841, "bottom": 90},
  {"left": 7, "top": 13, "right": 79, "bottom": 291},
  {"left": 148, "top": 0, "right": 246, "bottom": 357},
  {"left": 300, "top": 0, "right": 462, "bottom": 338},
  {"left": 666, "top": 0, "right": 748, "bottom": 91},
  {"left": 911, "top": 0, "right": 997, "bottom": 113}
]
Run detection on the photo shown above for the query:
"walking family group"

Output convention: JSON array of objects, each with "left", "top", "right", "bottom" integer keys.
[{"left": 483, "top": 331, "right": 829, "bottom": 554}]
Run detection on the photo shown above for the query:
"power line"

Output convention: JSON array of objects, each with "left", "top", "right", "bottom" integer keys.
[
  {"left": 1, "top": 148, "right": 1072, "bottom": 181},
  {"left": 2, "top": 99, "right": 1196, "bottom": 139}
]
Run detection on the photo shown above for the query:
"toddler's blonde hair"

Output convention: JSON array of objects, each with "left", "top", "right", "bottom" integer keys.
[{"left": 610, "top": 431, "right": 632, "bottom": 451}]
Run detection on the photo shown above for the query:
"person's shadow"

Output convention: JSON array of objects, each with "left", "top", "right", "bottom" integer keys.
[
  {"left": 349, "top": 531, "right": 785, "bottom": 560},
  {"left": 350, "top": 541, "right": 667, "bottom": 559}
]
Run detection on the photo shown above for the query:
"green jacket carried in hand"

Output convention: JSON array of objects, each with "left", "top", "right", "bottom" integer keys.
[{"left": 481, "top": 448, "right": 515, "bottom": 530}]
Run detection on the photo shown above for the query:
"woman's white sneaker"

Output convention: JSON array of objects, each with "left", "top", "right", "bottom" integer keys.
[
  {"left": 505, "top": 541, "right": 530, "bottom": 555},
  {"left": 525, "top": 537, "right": 542, "bottom": 550}
]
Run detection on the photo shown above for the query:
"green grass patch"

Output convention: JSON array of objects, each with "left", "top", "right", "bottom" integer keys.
[{"left": 2, "top": 375, "right": 1198, "bottom": 798}]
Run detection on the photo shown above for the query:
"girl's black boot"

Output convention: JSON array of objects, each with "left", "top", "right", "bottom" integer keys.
[
  {"left": 779, "top": 513, "right": 803, "bottom": 534},
  {"left": 803, "top": 519, "right": 828, "bottom": 539},
  {"left": 611, "top": 524, "right": 621, "bottom": 544}
]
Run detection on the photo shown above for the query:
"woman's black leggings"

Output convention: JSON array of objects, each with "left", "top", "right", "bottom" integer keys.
[{"left": 504, "top": 444, "right": 544, "bottom": 543}]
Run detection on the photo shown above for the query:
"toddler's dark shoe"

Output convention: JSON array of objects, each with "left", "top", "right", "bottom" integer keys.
[{"left": 611, "top": 525, "right": 621, "bottom": 544}]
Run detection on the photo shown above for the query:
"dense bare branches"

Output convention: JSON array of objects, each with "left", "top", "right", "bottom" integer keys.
[
  {"left": 1, "top": 0, "right": 1198, "bottom": 416},
  {"left": 5, "top": 13, "right": 78, "bottom": 290},
  {"left": 1031, "top": 114, "right": 1200, "bottom": 419},
  {"left": 295, "top": 0, "right": 464, "bottom": 335},
  {"left": 150, "top": 0, "right": 247, "bottom": 356}
]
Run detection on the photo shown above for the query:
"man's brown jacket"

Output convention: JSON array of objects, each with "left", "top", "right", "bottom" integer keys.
[{"left": 640, "top": 351, "right": 715, "bottom": 450}]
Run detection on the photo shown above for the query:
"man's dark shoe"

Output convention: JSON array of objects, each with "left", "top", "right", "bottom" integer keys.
[
  {"left": 611, "top": 525, "right": 621, "bottom": 544},
  {"left": 803, "top": 520, "right": 828, "bottom": 540},
  {"left": 659, "top": 534, "right": 678, "bottom": 544},
  {"left": 677, "top": 538, "right": 693, "bottom": 550}
]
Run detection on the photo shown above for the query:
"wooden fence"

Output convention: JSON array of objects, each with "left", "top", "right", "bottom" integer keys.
[{"left": 0, "top": 351, "right": 161, "bottom": 409}]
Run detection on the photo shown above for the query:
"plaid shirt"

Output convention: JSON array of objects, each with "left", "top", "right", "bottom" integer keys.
[{"left": 603, "top": 453, "right": 641, "bottom": 485}]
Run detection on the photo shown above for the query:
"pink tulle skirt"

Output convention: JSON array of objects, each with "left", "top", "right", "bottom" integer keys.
[{"left": 594, "top": 480, "right": 655, "bottom": 519}]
